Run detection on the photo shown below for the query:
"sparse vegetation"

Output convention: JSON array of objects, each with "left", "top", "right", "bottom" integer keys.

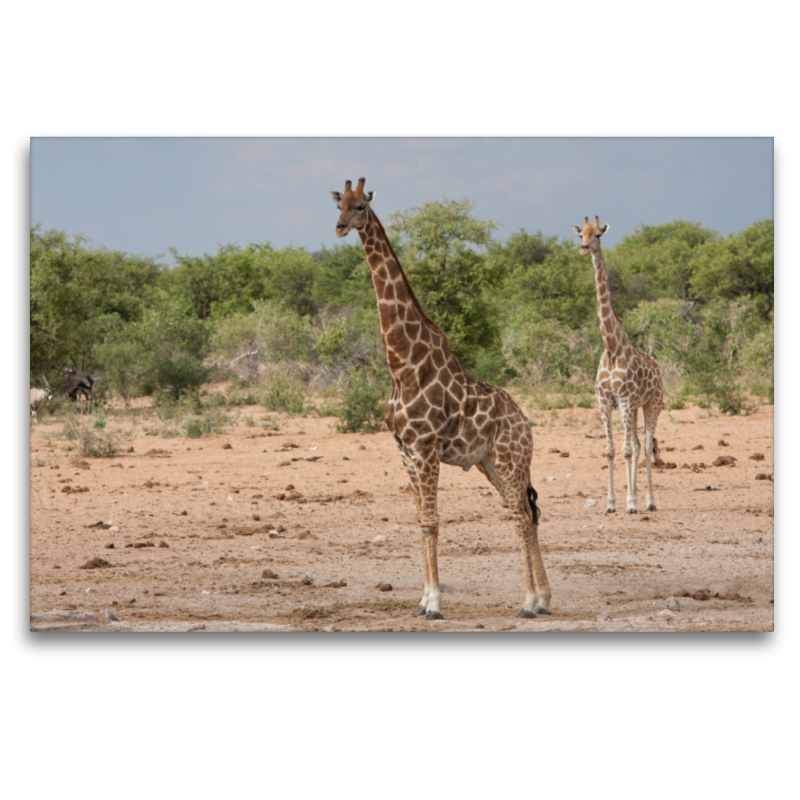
[{"left": 30, "top": 207, "right": 772, "bottom": 420}]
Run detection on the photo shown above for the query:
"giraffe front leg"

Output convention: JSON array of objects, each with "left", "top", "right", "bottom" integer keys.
[
  {"left": 410, "top": 455, "right": 442, "bottom": 620},
  {"left": 643, "top": 403, "right": 660, "bottom": 512},
  {"left": 598, "top": 399, "right": 616, "bottom": 513},
  {"left": 396, "top": 442, "right": 430, "bottom": 617},
  {"left": 621, "top": 405, "right": 638, "bottom": 514}
]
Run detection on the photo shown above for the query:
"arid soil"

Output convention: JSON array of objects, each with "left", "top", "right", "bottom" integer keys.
[{"left": 29, "top": 399, "right": 774, "bottom": 633}]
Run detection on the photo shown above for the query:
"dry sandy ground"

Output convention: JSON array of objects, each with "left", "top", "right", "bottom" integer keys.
[{"left": 29, "top": 400, "right": 774, "bottom": 633}]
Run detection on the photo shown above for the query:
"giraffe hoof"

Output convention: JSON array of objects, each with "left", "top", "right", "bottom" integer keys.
[
  {"left": 605, "top": 508, "right": 616, "bottom": 514},
  {"left": 627, "top": 509, "right": 638, "bottom": 515},
  {"left": 516, "top": 609, "right": 536, "bottom": 619},
  {"left": 424, "top": 611, "right": 443, "bottom": 621},
  {"left": 646, "top": 504, "right": 656, "bottom": 512},
  {"left": 534, "top": 607, "right": 552, "bottom": 616},
  {"left": 413, "top": 606, "right": 427, "bottom": 617}
]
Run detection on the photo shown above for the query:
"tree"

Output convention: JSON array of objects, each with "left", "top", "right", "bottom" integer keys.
[
  {"left": 607, "top": 220, "right": 719, "bottom": 306},
  {"left": 384, "top": 198, "right": 501, "bottom": 371},
  {"left": 491, "top": 230, "right": 595, "bottom": 329},
  {"left": 691, "top": 220, "right": 774, "bottom": 315}
]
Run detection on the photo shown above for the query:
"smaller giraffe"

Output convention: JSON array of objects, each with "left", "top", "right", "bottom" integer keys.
[{"left": 572, "top": 217, "right": 663, "bottom": 514}]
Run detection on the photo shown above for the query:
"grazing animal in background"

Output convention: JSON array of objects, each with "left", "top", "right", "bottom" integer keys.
[
  {"left": 30, "top": 387, "right": 51, "bottom": 422},
  {"left": 572, "top": 216, "right": 664, "bottom": 514},
  {"left": 64, "top": 368, "right": 95, "bottom": 411},
  {"left": 331, "top": 178, "right": 551, "bottom": 620}
]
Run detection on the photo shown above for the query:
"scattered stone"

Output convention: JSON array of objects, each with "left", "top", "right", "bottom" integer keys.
[
  {"left": 560, "top": 452, "right": 570, "bottom": 458},
  {"left": 201, "top": 590, "right": 211, "bottom": 595},
  {"left": 323, "top": 625, "right": 340, "bottom": 632},
  {"left": 358, "top": 445, "right": 366, "bottom": 450},
  {"left": 85, "top": 587, "right": 97, "bottom": 594},
  {"left": 187, "top": 624, "right": 206, "bottom": 632},
  {"left": 262, "top": 569, "right": 278, "bottom": 579},
  {"left": 659, "top": 609, "right": 678, "bottom": 619},
  {"left": 268, "top": 530, "right": 282, "bottom": 538},
  {"left": 324, "top": 580, "right": 347, "bottom": 588},
  {"left": 87, "top": 521, "right": 111, "bottom": 529},
  {"left": 548, "top": 448, "right": 560, "bottom": 454},
  {"left": 158, "top": 540, "right": 169, "bottom": 548},
  {"left": 693, "top": 590, "right": 709, "bottom": 601},
  {"left": 692, "top": 444, "right": 704, "bottom": 450},
  {"left": 665, "top": 596, "right": 681, "bottom": 612},
  {"left": 584, "top": 499, "right": 597, "bottom": 508},
  {"left": 105, "top": 609, "right": 119, "bottom": 622},
  {"left": 104, "top": 543, "right": 115, "bottom": 549},
  {"left": 712, "top": 456, "right": 737, "bottom": 467},
  {"left": 222, "top": 443, "right": 232, "bottom": 449},
  {"left": 79, "top": 557, "right": 112, "bottom": 569},
  {"left": 547, "top": 476, "right": 556, "bottom": 481},
  {"left": 109, "top": 526, "right": 120, "bottom": 532},
  {"left": 126, "top": 447, "right": 134, "bottom": 453},
  {"left": 718, "top": 439, "right": 729, "bottom": 447},
  {"left": 342, "top": 456, "right": 350, "bottom": 461},
  {"left": 693, "top": 485, "right": 720, "bottom": 492},
  {"left": 285, "top": 484, "right": 295, "bottom": 491},
  {"left": 382, "top": 469, "right": 388, "bottom": 476},
  {"left": 749, "top": 453, "right": 765, "bottom": 461},
  {"left": 374, "top": 535, "right": 388, "bottom": 542},
  {"left": 755, "top": 473, "right": 773, "bottom": 481},
  {"left": 252, "top": 514, "right": 260, "bottom": 521},
  {"left": 597, "top": 611, "right": 613, "bottom": 622},
  {"left": 377, "top": 583, "right": 393, "bottom": 592}
]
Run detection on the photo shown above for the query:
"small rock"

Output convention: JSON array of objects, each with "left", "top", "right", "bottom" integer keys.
[
  {"left": 104, "top": 543, "right": 115, "bottom": 549},
  {"left": 181, "top": 510, "right": 188, "bottom": 516},
  {"left": 755, "top": 473, "right": 773, "bottom": 481},
  {"left": 749, "top": 453, "right": 765, "bottom": 461},
  {"left": 262, "top": 569, "right": 278, "bottom": 579},
  {"left": 109, "top": 526, "right": 119, "bottom": 532},
  {"left": 597, "top": 612, "right": 613, "bottom": 622},
  {"left": 659, "top": 609, "right": 678, "bottom": 619},
  {"left": 285, "top": 484, "right": 295, "bottom": 491},
  {"left": 201, "top": 590, "right": 211, "bottom": 595},
  {"left": 252, "top": 514, "right": 260, "bottom": 521},
  {"left": 323, "top": 625, "right": 340, "bottom": 632},
  {"left": 547, "top": 476, "right": 556, "bottom": 481},
  {"left": 223, "top": 443, "right": 232, "bottom": 449},
  {"left": 693, "top": 590, "right": 708, "bottom": 601},
  {"left": 268, "top": 530, "right": 281, "bottom": 538},
  {"left": 560, "top": 452, "right": 570, "bottom": 458},
  {"left": 378, "top": 583, "right": 393, "bottom": 592},
  {"left": 718, "top": 439, "right": 729, "bottom": 447},
  {"left": 548, "top": 448, "right": 560, "bottom": 454},
  {"left": 374, "top": 535, "right": 388, "bottom": 542},
  {"left": 358, "top": 445, "right": 366, "bottom": 451},
  {"left": 85, "top": 587, "right": 96, "bottom": 594},
  {"left": 665, "top": 596, "right": 681, "bottom": 612},
  {"left": 159, "top": 540, "right": 169, "bottom": 548},
  {"left": 105, "top": 609, "right": 119, "bottom": 622},
  {"left": 382, "top": 469, "right": 388, "bottom": 476},
  {"left": 79, "top": 558, "right": 112, "bottom": 570},
  {"left": 584, "top": 499, "right": 597, "bottom": 508}
]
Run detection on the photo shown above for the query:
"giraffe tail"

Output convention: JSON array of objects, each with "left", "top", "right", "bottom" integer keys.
[
  {"left": 652, "top": 436, "right": 660, "bottom": 465},
  {"left": 526, "top": 481, "right": 541, "bottom": 526}
]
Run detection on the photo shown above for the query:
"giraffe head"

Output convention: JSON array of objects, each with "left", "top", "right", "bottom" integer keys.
[
  {"left": 571, "top": 216, "right": 610, "bottom": 256},
  {"left": 330, "top": 177, "right": 376, "bottom": 238}
]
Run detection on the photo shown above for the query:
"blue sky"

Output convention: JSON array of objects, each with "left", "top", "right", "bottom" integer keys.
[{"left": 30, "top": 137, "right": 773, "bottom": 263}]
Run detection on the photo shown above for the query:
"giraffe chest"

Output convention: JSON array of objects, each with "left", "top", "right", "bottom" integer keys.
[
  {"left": 596, "top": 353, "right": 662, "bottom": 407},
  {"left": 385, "top": 381, "right": 498, "bottom": 466}
]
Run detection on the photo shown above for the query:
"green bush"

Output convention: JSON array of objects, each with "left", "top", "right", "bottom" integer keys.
[
  {"left": 262, "top": 371, "right": 305, "bottom": 414},
  {"left": 334, "top": 368, "right": 389, "bottom": 433}
]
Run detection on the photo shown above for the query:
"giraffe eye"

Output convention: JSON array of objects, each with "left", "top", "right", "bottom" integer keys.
[{"left": 357, "top": 204, "right": 365, "bottom": 211}]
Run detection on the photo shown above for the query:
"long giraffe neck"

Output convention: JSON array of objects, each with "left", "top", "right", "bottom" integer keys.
[
  {"left": 591, "top": 247, "right": 628, "bottom": 359},
  {"left": 358, "top": 208, "right": 452, "bottom": 376}
]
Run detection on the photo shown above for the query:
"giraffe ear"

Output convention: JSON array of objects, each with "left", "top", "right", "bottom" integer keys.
[
  {"left": 329, "top": 191, "right": 343, "bottom": 207},
  {"left": 364, "top": 190, "right": 376, "bottom": 205},
  {"left": 599, "top": 223, "right": 610, "bottom": 236},
  {"left": 571, "top": 225, "right": 583, "bottom": 236}
]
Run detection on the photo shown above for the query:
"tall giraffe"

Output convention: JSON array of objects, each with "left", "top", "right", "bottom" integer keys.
[
  {"left": 331, "top": 178, "right": 551, "bottom": 619},
  {"left": 572, "top": 217, "right": 663, "bottom": 514}
]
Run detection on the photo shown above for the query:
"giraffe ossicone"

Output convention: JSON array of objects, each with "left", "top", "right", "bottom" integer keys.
[
  {"left": 331, "top": 178, "right": 551, "bottom": 620},
  {"left": 573, "top": 216, "right": 664, "bottom": 514}
]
